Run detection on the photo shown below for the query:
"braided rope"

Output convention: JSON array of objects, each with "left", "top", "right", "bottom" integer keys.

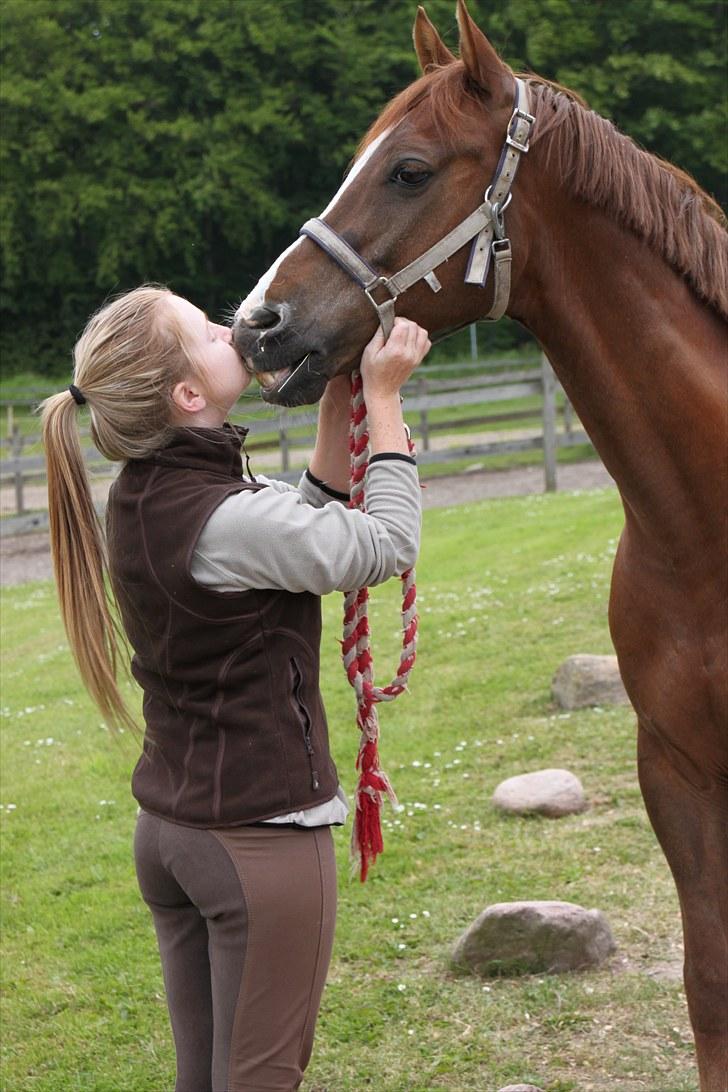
[{"left": 343, "top": 369, "right": 418, "bottom": 880}]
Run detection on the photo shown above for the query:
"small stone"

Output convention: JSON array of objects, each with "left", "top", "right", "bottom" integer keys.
[
  {"left": 452, "top": 900, "right": 616, "bottom": 976},
  {"left": 551, "top": 654, "right": 630, "bottom": 709},
  {"left": 497, "top": 1085, "right": 545, "bottom": 1092},
  {"left": 492, "top": 768, "right": 587, "bottom": 817}
]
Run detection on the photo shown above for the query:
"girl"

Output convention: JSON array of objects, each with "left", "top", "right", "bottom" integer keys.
[{"left": 41, "top": 285, "right": 430, "bottom": 1092}]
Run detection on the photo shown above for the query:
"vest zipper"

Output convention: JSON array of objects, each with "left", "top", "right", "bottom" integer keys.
[{"left": 290, "top": 658, "right": 319, "bottom": 791}]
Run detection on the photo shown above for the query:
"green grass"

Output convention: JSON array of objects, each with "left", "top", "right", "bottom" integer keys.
[{"left": 1, "top": 489, "right": 695, "bottom": 1091}]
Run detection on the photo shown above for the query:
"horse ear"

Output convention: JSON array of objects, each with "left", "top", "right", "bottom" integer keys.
[
  {"left": 413, "top": 6, "right": 456, "bottom": 73},
  {"left": 456, "top": 0, "right": 510, "bottom": 99}
]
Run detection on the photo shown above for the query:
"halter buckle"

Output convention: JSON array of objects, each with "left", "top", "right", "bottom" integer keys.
[
  {"left": 506, "top": 106, "right": 535, "bottom": 154},
  {"left": 364, "top": 276, "right": 398, "bottom": 309}
]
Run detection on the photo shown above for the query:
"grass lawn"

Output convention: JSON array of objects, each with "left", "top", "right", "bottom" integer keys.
[{"left": 1, "top": 488, "right": 695, "bottom": 1091}]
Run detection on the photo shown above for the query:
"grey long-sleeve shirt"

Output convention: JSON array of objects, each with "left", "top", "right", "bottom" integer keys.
[
  {"left": 190, "top": 454, "right": 421, "bottom": 826},
  {"left": 191, "top": 456, "right": 421, "bottom": 595}
]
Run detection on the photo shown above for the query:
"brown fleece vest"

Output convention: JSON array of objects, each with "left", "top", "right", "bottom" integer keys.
[{"left": 106, "top": 426, "right": 339, "bottom": 827}]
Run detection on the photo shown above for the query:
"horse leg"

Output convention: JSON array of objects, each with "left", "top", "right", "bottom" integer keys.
[{"left": 637, "top": 722, "right": 728, "bottom": 1091}]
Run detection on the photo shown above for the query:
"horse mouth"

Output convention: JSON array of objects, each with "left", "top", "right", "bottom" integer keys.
[{"left": 254, "top": 354, "right": 329, "bottom": 406}]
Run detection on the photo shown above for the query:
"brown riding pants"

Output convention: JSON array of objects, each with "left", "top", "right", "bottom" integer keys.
[{"left": 134, "top": 812, "right": 337, "bottom": 1092}]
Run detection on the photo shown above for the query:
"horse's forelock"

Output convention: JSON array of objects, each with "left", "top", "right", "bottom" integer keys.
[{"left": 356, "top": 63, "right": 485, "bottom": 160}]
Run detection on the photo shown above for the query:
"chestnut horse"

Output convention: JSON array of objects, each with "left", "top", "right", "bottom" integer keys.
[{"left": 233, "top": 2, "right": 728, "bottom": 1085}]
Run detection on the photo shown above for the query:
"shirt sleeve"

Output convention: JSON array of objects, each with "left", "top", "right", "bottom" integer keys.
[
  {"left": 253, "top": 471, "right": 347, "bottom": 509},
  {"left": 191, "top": 458, "right": 421, "bottom": 595}
]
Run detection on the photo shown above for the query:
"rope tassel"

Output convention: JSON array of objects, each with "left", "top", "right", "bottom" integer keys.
[{"left": 344, "top": 370, "right": 418, "bottom": 881}]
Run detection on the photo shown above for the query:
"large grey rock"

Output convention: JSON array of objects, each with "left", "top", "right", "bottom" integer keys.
[
  {"left": 452, "top": 900, "right": 616, "bottom": 976},
  {"left": 492, "top": 768, "right": 587, "bottom": 817},
  {"left": 551, "top": 654, "right": 630, "bottom": 709}
]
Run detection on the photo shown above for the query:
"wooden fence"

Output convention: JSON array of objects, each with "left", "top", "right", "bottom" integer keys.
[{"left": 1, "top": 354, "right": 592, "bottom": 536}]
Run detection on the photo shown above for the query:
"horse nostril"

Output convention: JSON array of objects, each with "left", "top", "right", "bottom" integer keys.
[{"left": 248, "top": 304, "right": 283, "bottom": 329}]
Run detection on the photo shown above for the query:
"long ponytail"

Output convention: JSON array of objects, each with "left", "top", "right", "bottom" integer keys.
[
  {"left": 41, "top": 390, "right": 136, "bottom": 733},
  {"left": 40, "top": 285, "right": 198, "bottom": 733}
]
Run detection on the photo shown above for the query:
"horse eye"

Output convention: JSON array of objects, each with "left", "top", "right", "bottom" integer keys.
[{"left": 391, "top": 163, "right": 431, "bottom": 188}]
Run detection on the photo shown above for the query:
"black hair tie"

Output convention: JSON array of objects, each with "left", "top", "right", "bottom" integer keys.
[{"left": 69, "top": 384, "right": 86, "bottom": 406}]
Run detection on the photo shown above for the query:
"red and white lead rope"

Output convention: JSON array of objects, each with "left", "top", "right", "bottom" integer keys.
[{"left": 342, "top": 369, "right": 418, "bottom": 881}]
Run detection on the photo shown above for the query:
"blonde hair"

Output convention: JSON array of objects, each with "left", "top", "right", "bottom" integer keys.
[{"left": 40, "top": 285, "right": 202, "bottom": 733}]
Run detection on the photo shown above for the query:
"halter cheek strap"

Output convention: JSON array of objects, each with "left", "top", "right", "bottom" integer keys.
[{"left": 299, "top": 78, "right": 534, "bottom": 339}]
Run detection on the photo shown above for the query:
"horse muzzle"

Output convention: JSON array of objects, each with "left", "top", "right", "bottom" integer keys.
[{"left": 232, "top": 320, "right": 330, "bottom": 406}]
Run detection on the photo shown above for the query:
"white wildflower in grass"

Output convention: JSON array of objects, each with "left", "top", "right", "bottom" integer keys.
[
  {"left": 409, "top": 913, "right": 417, "bottom": 919},
  {"left": 391, "top": 917, "right": 399, "bottom": 924},
  {"left": 397, "top": 943, "right": 407, "bottom": 950},
  {"left": 421, "top": 910, "right": 431, "bottom": 918},
  {"left": 397, "top": 983, "right": 407, "bottom": 992}
]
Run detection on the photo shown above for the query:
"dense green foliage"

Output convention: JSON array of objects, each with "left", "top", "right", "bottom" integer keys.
[{"left": 1, "top": 0, "right": 725, "bottom": 375}]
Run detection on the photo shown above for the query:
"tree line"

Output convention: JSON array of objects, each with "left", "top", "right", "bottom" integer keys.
[{"left": 1, "top": 0, "right": 725, "bottom": 376}]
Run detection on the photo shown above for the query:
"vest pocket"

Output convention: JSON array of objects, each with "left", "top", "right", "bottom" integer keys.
[{"left": 290, "top": 658, "right": 320, "bottom": 791}]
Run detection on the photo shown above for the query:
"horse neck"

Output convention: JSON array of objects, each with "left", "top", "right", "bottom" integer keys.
[{"left": 511, "top": 197, "right": 727, "bottom": 560}]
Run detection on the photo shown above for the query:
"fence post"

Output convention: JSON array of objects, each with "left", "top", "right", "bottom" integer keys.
[
  {"left": 417, "top": 376, "right": 430, "bottom": 451},
  {"left": 563, "top": 397, "right": 574, "bottom": 439},
  {"left": 541, "top": 352, "right": 557, "bottom": 493},
  {"left": 11, "top": 425, "right": 25, "bottom": 514},
  {"left": 278, "top": 413, "right": 290, "bottom": 472}
]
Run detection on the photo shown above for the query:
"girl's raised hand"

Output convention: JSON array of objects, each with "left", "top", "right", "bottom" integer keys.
[{"left": 360, "top": 318, "right": 431, "bottom": 401}]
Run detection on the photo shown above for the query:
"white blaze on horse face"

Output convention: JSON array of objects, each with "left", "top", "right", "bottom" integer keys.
[
  {"left": 235, "top": 128, "right": 392, "bottom": 322},
  {"left": 318, "top": 127, "right": 391, "bottom": 218},
  {"left": 235, "top": 238, "right": 304, "bottom": 323}
]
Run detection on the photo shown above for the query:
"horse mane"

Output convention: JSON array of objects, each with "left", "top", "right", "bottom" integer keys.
[{"left": 358, "top": 64, "right": 728, "bottom": 321}]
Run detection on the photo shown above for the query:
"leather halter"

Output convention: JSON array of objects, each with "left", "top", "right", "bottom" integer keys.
[{"left": 300, "top": 78, "right": 534, "bottom": 339}]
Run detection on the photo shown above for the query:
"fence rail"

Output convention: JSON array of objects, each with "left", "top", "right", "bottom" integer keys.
[{"left": 1, "top": 354, "right": 594, "bottom": 536}]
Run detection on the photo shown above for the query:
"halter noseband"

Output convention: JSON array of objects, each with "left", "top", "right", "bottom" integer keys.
[{"left": 299, "top": 78, "right": 534, "bottom": 338}]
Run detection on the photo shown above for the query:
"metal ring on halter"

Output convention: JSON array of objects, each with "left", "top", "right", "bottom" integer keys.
[{"left": 485, "top": 188, "right": 513, "bottom": 241}]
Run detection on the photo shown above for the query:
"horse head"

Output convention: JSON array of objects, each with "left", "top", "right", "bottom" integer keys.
[{"left": 233, "top": 0, "right": 538, "bottom": 405}]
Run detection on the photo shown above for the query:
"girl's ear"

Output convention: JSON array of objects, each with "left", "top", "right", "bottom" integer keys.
[{"left": 171, "top": 378, "right": 207, "bottom": 417}]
